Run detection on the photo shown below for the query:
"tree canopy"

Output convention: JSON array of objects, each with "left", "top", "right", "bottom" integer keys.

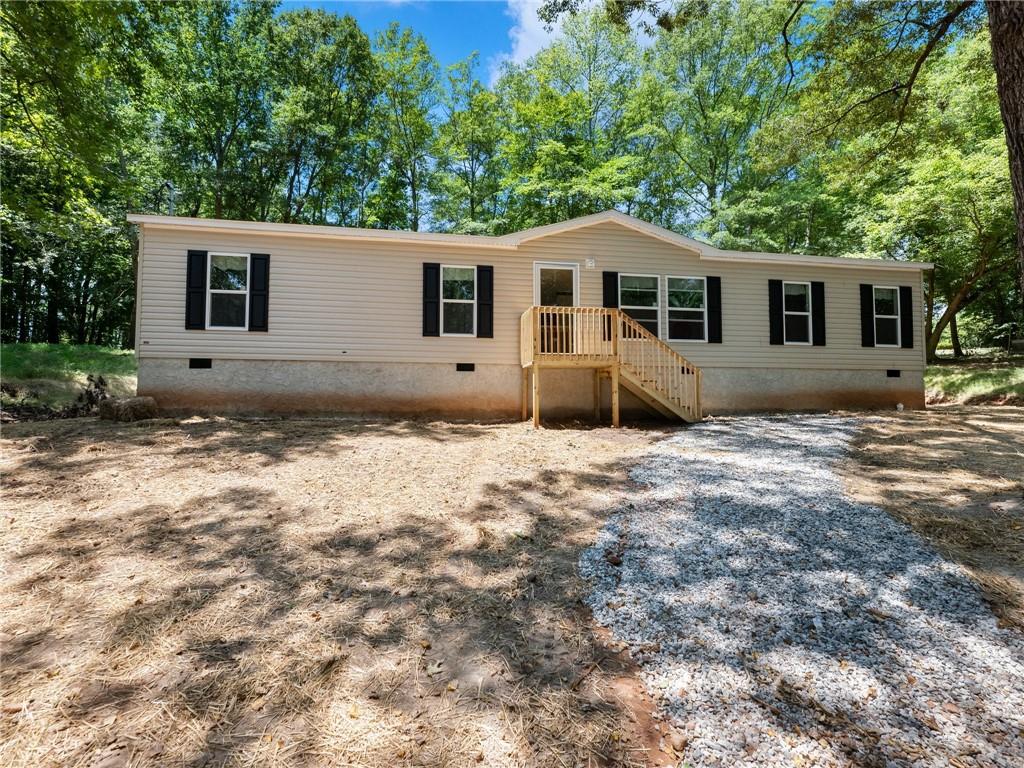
[{"left": 1, "top": 0, "right": 1019, "bottom": 358}]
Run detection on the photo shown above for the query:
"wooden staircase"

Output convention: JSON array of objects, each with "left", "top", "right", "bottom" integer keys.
[{"left": 520, "top": 306, "right": 702, "bottom": 427}]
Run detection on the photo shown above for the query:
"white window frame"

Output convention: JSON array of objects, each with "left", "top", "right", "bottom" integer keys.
[
  {"left": 666, "top": 275, "right": 708, "bottom": 343},
  {"left": 782, "top": 280, "right": 812, "bottom": 346},
  {"left": 619, "top": 273, "right": 661, "bottom": 337},
  {"left": 206, "top": 252, "right": 250, "bottom": 331},
  {"left": 872, "top": 285, "right": 901, "bottom": 348},
  {"left": 440, "top": 264, "right": 477, "bottom": 337},
  {"left": 532, "top": 261, "right": 580, "bottom": 306}
]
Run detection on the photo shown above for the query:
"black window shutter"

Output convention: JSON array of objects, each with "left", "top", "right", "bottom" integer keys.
[
  {"left": 248, "top": 254, "right": 270, "bottom": 332},
  {"left": 707, "top": 276, "right": 723, "bottom": 343},
  {"left": 899, "top": 286, "right": 913, "bottom": 348},
  {"left": 860, "top": 284, "right": 875, "bottom": 347},
  {"left": 768, "top": 279, "right": 783, "bottom": 345},
  {"left": 423, "top": 263, "right": 440, "bottom": 336},
  {"left": 811, "top": 281, "right": 826, "bottom": 346},
  {"left": 602, "top": 271, "right": 619, "bottom": 308},
  {"left": 185, "top": 250, "right": 207, "bottom": 329},
  {"left": 476, "top": 265, "right": 493, "bottom": 338}
]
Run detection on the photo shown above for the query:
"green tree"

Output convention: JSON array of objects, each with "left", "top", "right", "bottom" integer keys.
[
  {"left": 270, "top": 8, "right": 377, "bottom": 224},
  {"left": 849, "top": 31, "right": 1016, "bottom": 360},
  {"left": 432, "top": 55, "right": 504, "bottom": 232},
  {"left": 542, "top": 0, "right": 1024, "bottom": 291},
  {"left": 155, "top": 0, "right": 276, "bottom": 219},
  {"left": 639, "top": 0, "right": 792, "bottom": 239},
  {"left": 495, "top": 10, "right": 643, "bottom": 229},
  {"left": 1, "top": 0, "right": 157, "bottom": 346},
  {"left": 375, "top": 24, "right": 440, "bottom": 231}
]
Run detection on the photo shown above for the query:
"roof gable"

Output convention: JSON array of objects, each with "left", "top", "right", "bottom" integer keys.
[{"left": 496, "top": 210, "right": 708, "bottom": 254}]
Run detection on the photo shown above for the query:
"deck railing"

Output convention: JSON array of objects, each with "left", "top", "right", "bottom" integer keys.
[
  {"left": 520, "top": 305, "right": 616, "bottom": 367},
  {"left": 617, "top": 311, "right": 702, "bottom": 420},
  {"left": 520, "top": 305, "right": 702, "bottom": 420}
]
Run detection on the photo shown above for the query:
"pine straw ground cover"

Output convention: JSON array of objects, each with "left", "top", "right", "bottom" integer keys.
[
  {"left": 0, "top": 415, "right": 677, "bottom": 768},
  {"left": 840, "top": 405, "right": 1024, "bottom": 630}
]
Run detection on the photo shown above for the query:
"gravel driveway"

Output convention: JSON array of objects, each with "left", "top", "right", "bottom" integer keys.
[{"left": 581, "top": 415, "right": 1024, "bottom": 768}]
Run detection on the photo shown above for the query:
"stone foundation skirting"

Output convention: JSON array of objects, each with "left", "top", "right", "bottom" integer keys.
[{"left": 138, "top": 358, "right": 924, "bottom": 418}]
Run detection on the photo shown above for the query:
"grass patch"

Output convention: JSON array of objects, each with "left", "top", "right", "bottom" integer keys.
[
  {"left": 1, "top": 343, "right": 137, "bottom": 407},
  {"left": 925, "top": 354, "right": 1024, "bottom": 404}
]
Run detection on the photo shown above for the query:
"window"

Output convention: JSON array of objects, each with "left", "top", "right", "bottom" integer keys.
[
  {"left": 783, "top": 281, "right": 811, "bottom": 344},
  {"left": 873, "top": 286, "right": 900, "bottom": 347},
  {"left": 619, "top": 274, "right": 660, "bottom": 335},
  {"left": 667, "top": 277, "right": 706, "bottom": 341},
  {"left": 207, "top": 253, "right": 249, "bottom": 329},
  {"left": 441, "top": 265, "right": 476, "bottom": 336}
]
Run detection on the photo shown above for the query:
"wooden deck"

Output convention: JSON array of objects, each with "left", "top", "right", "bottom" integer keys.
[{"left": 520, "top": 306, "right": 702, "bottom": 427}]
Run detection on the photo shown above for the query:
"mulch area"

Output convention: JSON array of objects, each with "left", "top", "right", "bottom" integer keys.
[
  {"left": 1, "top": 415, "right": 679, "bottom": 768},
  {"left": 841, "top": 405, "right": 1024, "bottom": 629},
  {"left": 5, "top": 405, "right": 1018, "bottom": 767}
]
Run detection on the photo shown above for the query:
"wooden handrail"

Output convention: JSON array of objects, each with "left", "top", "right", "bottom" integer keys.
[
  {"left": 519, "top": 306, "right": 702, "bottom": 421},
  {"left": 616, "top": 311, "right": 701, "bottom": 419}
]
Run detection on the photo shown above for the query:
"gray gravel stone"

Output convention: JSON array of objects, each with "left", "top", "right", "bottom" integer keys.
[{"left": 580, "top": 415, "right": 1024, "bottom": 768}]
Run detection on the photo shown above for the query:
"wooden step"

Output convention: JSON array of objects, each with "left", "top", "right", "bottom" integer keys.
[{"left": 619, "top": 365, "right": 696, "bottom": 422}]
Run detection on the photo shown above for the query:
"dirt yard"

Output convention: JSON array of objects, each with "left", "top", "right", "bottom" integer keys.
[
  {"left": 842, "top": 406, "right": 1024, "bottom": 629},
  {"left": 3, "top": 407, "right": 1021, "bottom": 768},
  {"left": 0, "top": 416, "right": 677, "bottom": 768}
]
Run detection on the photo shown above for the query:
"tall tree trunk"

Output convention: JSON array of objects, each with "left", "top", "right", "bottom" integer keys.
[
  {"left": 927, "top": 286, "right": 972, "bottom": 361},
  {"left": 283, "top": 154, "right": 300, "bottom": 224},
  {"left": 126, "top": 235, "right": 138, "bottom": 350},
  {"left": 925, "top": 269, "right": 936, "bottom": 351},
  {"left": 950, "top": 314, "right": 964, "bottom": 358},
  {"left": 16, "top": 265, "right": 30, "bottom": 342},
  {"left": 409, "top": 166, "right": 419, "bottom": 232},
  {"left": 85, "top": 301, "right": 100, "bottom": 345},
  {"left": 45, "top": 282, "right": 60, "bottom": 343},
  {"left": 987, "top": 1, "right": 1024, "bottom": 291}
]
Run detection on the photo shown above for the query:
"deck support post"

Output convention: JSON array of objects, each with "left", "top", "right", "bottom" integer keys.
[
  {"left": 610, "top": 364, "right": 620, "bottom": 428},
  {"left": 532, "top": 364, "right": 541, "bottom": 429},
  {"left": 695, "top": 368, "right": 703, "bottom": 420},
  {"left": 593, "top": 370, "right": 601, "bottom": 422},
  {"left": 521, "top": 366, "right": 529, "bottom": 421}
]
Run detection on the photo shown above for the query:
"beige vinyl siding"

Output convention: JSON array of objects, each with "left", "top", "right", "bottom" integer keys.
[
  {"left": 138, "top": 227, "right": 528, "bottom": 364},
  {"left": 519, "top": 222, "right": 926, "bottom": 371},
  {"left": 137, "top": 221, "right": 925, "bottom": 371}
]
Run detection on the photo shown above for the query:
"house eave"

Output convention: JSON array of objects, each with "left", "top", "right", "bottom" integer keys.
[
  {"left": 126, "top": 212, "right": 933, "bottom": 270},
  {"left": 496, "top": 210, "right": 932, "bottom": 270},
  {"left": 701, "top": 250, "right": 933, "bottom": 271},
  {"left": 125, "top": 214, "right": 518, "bottom": 250}
]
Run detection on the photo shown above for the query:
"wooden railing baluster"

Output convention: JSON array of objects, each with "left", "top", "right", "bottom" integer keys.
[{"left": 520, "top": 305, "right": 702, "bottom": 421}]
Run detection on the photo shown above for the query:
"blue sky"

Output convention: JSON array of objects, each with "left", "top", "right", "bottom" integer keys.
[{"left": 278, "top": 1, "right": 560, "bottom": 82}]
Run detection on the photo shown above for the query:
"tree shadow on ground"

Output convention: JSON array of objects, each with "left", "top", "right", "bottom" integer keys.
[
  {"left": 589, "top": 413, "right": 1024, "bottom": 767},
  {"left": 839, "top": 406, "right": 1024, "bottom": 629},
  {"left": 0, "top": 414, "right": 519, "bottom": 475},
  {"left": 1, "top": 416, "right": 671, "bottom": 768}
]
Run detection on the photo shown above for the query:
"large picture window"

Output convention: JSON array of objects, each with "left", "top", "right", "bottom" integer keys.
[
  {"left": 667, "top": 277, "right": 706, "bottom": 341},
  {"left": 783, "top": 281, "right": 811, "bottom": 344},
  {"left": 207, "top": 253, "right": 249, "bottom": 329},
  {"left": 441, "top": 265, "right": 476, "bottom": 336},
  {"left": 619, "top": 274, "right": 660, "bottom": 336},
  {"left": 873, "top": 286, "right": 901, "bottom": 347}
]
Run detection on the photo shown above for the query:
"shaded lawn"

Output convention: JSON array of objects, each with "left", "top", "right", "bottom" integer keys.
[
  {"left": 925, "top": 354, "right": 1024, "bottom": 405},
  {"left": 1, "top": 343, "right": 137, "bottom": 406}
]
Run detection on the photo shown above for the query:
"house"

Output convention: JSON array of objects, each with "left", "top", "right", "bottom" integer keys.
[{"left": 127, "top": 210, "right": 931, "bottom": 425}]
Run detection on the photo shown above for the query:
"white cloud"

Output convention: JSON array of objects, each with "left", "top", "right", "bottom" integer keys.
[
  {"left": 487, "top": 0, "right": 562, "bottom": 84},
  {"left": 486, "top": 0, "right": 653, "bottom": 84}
]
